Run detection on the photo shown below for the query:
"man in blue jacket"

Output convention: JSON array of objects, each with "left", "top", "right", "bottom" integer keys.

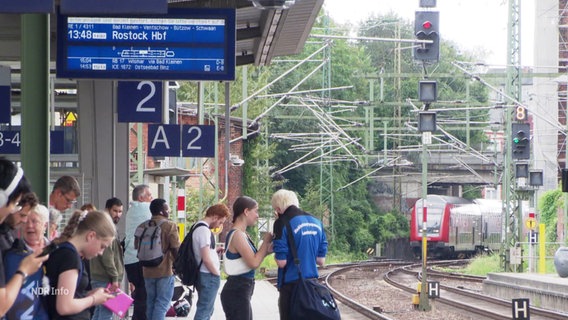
[{"left": 271, "top": 189, "right": 328, "bottom": 320}]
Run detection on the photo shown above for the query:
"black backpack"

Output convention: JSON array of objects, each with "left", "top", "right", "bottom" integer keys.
[{"left": 174, "top": 222, "right": 212, "bottom": 286}]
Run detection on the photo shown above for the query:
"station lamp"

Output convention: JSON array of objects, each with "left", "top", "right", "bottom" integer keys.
[{"left": 249, "top": 0, "right": 296, "bottom": 9}]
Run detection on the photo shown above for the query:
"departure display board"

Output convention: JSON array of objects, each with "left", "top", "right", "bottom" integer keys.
[{"left": 56, "top": 8, "right": 236, "bottom": 80}]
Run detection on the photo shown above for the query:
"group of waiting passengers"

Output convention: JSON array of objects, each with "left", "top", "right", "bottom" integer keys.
[{"left": 0, "top": 157, "right": 329, "bottom": 320}]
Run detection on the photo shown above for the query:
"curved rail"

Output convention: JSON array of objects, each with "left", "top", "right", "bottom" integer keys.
[
  {"left": 385, "top": 263, "right": 568, "bottom": 319},
  {"left": 324, "top": 261, "right": 409, "bottom": 320}
]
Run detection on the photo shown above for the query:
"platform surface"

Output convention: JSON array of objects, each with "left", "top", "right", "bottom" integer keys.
[
  {"left": 483, "top": 272, "right": 568, "bottom": 313},
  {"left": 182, "top": 279, "right": 280, "bottom": 320}
]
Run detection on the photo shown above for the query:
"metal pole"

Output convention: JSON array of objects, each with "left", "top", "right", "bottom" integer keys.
[
  {"left": 419, "top": 133, "right": 431, "bottom": 311},
  {"left": 21, "top": 14, "right": 49, "bottom": 201}
]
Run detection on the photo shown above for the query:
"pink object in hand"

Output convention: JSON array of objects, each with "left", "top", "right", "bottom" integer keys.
[{"left": 103, "top": 289, "right": 134, "bottom": 318}]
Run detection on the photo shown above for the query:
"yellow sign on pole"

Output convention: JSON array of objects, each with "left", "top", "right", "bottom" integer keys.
[
  {"left": 525, "top": 217, "right": 536, "bottom": 230},
  {"left": 177, "top": 222, "right": 185, "bottom": 241}
]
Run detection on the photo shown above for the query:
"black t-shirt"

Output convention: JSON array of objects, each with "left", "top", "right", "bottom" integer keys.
[{"left": 44, "top": 242, "right": 90, "bottom": 320}]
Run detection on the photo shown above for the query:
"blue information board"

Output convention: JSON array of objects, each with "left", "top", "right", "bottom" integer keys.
[
  {"left": 117, "top": 81, "right": 163, "bottom": 123},
  {"left": 60, "top": 0, "right": 167, "bottom": 15},
  {"left": 56, "top": 8, "right": 236, "bottom": 81},
  {"left": 0, "top": 0, "right": 54, "bottom": 13},
  {"left": 182, "top": 125, "right": 215, "bottom": 158}
]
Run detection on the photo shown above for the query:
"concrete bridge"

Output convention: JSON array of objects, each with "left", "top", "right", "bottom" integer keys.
[{"left": 367, "top": 147, "right": 503, "bottom": 205}]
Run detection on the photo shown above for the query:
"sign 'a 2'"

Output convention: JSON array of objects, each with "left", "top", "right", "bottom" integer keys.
[{"left": 117, "top": 81, "right": 163, "bottom": 123}]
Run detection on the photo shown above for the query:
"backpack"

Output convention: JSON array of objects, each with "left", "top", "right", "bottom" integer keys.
[
  {"left": 135, "top": 219, "right": 167, "bottom": 267},
  {"left": 174, "top": 222, "right": 210, "bottom": 286}
]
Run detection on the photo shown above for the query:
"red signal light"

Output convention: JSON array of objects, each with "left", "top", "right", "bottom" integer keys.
[{"left": 422, "top": 20, "right": 432, "bottom": 29}]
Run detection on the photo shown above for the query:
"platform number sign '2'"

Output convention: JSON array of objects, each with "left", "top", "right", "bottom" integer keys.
[
  {"left": 117, "top": 81, "right": 163, "bottom": 123},
  {"left": 182, "top": 125, "right": 214, "bottom": 158},
  {"left": 148, "top": 124, "right": 215, "bottom": 158}
]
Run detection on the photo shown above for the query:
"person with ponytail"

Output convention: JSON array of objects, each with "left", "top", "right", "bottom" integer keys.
[
  {"left": 220, "top": 196, "right": 273, "bottom": 320},
  {"left": 43, "top": 210, "right": 116, "bottom": 320}
]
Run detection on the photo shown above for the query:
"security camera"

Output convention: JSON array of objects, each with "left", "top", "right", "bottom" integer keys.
[{"left": 229, "top": 154, "right": 245, "bottom": 167}]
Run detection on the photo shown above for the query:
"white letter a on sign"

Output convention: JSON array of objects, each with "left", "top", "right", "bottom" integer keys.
[{"left": 151, "top": 126, "right": 170, "bottom": 149}]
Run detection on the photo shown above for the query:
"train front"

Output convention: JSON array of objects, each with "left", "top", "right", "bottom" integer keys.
[{"left": 409, "top": 196, "right": 453, "bottom": 258}]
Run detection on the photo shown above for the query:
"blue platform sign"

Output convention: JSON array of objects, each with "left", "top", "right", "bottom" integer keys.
[
  {"left": 0, "top": 0, "right": 54, "bottom": 13},
  {"left": 0, "top": 86, "right": 10, "bottom": 124},
  {"left": 182, "top": 125, "right": 215, "bottom": 158},
  {"left": 56, "top": 8, "right": 236, "bottom": 81},
  {"left": 0, "top": 131, "right": 21, "bottom": 154},
  {"left": 117, "top": 81, "right": 163, "bottom": 123},
  {"left": 0, "top": 130, "right": 65, "bottom": 154},
  {"left": 60, "top": 0, "right": 167, "bottom": 15},
  {"left": 148, "top": 124, "right": 180, "bottom": 157}
]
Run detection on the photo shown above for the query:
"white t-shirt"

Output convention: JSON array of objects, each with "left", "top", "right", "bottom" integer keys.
[{"left": 192, "top": 221, "right": 219, "bottom": 274}]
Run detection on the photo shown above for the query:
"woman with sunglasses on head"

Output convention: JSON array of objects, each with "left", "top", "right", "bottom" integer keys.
[
  {"left": 220, "top": 196, "right": 273, "bottom": 320},
  {"left": 43, "top": 210, "right": 116, "bottom": 319}
]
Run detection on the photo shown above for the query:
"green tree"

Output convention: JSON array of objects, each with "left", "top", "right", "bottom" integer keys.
[{"left": 538, "top": 188, "right": 562, "bottom": 243}]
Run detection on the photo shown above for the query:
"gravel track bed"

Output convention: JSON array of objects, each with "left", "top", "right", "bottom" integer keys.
[{"left": 330, "top": 267, "right": 478, "bottom": 319}]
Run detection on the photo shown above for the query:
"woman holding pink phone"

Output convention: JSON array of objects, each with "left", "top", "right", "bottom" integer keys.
[{"left": 43, "top": 210, "right": 116, "bottom": 320}]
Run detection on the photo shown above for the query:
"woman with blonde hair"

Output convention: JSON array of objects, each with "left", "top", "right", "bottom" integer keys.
[
  {"left": 0, "top": 158, "right": 47, "bottom": 317},
  {"left": 4, "top": 204, "right": 51, "bottom": 319},
  {"left": 44, "top": 210, "right": 116, "bottom": 319}
]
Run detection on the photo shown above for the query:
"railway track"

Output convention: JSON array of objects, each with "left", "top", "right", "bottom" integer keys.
[
  {"left": 385, "top": 262, "right": 568, "bottom": 319},
  {"left": 266, "top": 259, "right": 568, "bottom": 319},
  {"left": 324, "top": 260, "right": 409, "bottom": 320}
]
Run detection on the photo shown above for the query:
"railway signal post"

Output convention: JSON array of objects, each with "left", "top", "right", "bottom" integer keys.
[{"left": 418, "top": 112, "right": 436, "bottom": 312}]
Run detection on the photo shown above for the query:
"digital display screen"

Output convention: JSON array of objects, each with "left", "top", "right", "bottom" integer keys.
[{"left": 56, "top": 8, "right": 236, "bottom": 80}]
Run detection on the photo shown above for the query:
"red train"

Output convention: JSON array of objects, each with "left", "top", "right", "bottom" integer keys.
[{"left": 409, "top": 195, "right": 503, "bottom": 258}]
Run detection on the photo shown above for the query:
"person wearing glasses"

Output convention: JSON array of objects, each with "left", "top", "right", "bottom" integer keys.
[
  {"left": 49, "top": 176, "right": 80, "bottom": 212},
  {"left": 48, "top": 176, "right": 80, "bottom": 242},
  {"left": 0, "top": 158, "right": 48, "bottom": 317}
]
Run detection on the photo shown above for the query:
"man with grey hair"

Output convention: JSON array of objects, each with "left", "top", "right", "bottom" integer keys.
[
  {"left": 124, "top": 185, "right": 153, "bottom": 320},
  {"left": 271, "top": 189, "right": 328, "bottom": 320}
]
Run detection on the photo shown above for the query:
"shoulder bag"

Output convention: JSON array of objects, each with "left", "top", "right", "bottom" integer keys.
[
  {"left": 284, "top": 219, "right": 341, "bottom": 320},
  {"left": 223, "top": 230, "right": 253, "bottom": 276}
]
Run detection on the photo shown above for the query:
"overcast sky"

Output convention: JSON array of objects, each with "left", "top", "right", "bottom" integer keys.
[{"left": 323, "top": 0, "right": 535, "bottom": 66}]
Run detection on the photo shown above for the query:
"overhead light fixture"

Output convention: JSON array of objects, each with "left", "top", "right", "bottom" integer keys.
[{"left": 249, "top": 0, "right": 296, "bottom": 10}]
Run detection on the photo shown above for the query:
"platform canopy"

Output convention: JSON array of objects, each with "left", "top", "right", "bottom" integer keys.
[{"left": 0, "top": 0, "right": 324, "bottom": 67}]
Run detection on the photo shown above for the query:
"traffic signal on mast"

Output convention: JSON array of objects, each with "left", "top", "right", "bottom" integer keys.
[
  {"left": 414, "top": 11, "right": 440, "bottom": 62},
  {"left": 511, "top": 123, "right": 530, "bottom": 160}
]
